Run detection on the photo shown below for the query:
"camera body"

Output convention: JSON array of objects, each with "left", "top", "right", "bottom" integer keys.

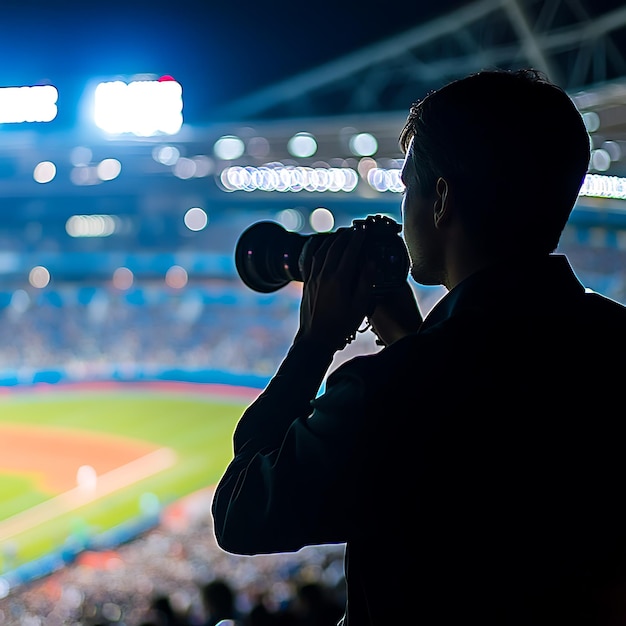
[{"left": 234, "top": 214, "right": 410, "bottom": 294}]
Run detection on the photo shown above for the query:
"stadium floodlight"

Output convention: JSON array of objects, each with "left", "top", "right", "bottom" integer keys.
[
  {"left": 93, "top": 76, "right": 183, "bottom": 137},
  {"left": 0, "top": 85, "right": 58, "bottom": 124}
]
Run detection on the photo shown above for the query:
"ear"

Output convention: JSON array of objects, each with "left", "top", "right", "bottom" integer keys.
[{"left": 433, "top": 177, "right": 450, "bottom": 229}]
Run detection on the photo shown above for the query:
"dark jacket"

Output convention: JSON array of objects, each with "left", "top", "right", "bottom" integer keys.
[{"left": 212, "top": 254, "right": 626, "bottom": 625}]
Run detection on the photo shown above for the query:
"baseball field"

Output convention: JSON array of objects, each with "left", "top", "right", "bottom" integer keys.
[{"left": 0, "top": 380, "right": 258, "bottom": 576}]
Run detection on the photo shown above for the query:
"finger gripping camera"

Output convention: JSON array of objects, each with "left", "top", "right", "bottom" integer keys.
[{"left": 234, "top": 214, "right": 410, "bottom": 294}]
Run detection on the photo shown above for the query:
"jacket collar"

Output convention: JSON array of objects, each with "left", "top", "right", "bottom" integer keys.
[{"left": 420, "top": 254, "right": 585, "bottom": 331}]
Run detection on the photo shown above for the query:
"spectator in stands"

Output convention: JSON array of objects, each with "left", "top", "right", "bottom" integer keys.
[
  {"left": 289, "top": 582, "right": 345, "bottom": 626},
  {"left": 243, "top": 592, "right": 282, "bottom": 626},
  {"left": 146, "top": 594, "right": 188, "bottom": 626},
  {"left": 200, "top": 578, "right": 242, "bottom": 626},
  {"left": 212, "top": 68, "right": 626, "bottom": 625}
]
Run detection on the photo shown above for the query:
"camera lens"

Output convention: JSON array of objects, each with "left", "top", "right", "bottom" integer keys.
[{"left": 234, "top": 221, "right": 311, "bottom": 293}]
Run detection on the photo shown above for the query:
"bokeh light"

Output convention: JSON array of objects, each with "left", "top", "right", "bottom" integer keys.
[
  {"left": 276, "top": 208, "right": 306, "bottom": 231},
  {"left": 184, "top": 207, "right": 208, "bottom": 231},
  {"left": 288, "top": 132, "right": 318, "bottom": 158},
  {"left": 33, "top": 161, "right": 56, "bottom": 183},
  {"left": 153, "top": 145, "right": 180, "bottom": 166},
  {"left": 349, "top": 132, "right": 378, "bottom": 156},
  {"left": 112, "top": 267, "right": 134, "bottom": 290},
  {"left": 310, "top": 207, "right": 334, "bottom": 232},
  {"left": 173, "top": 157, "right": 196, "bottom": 179},
  {"left": 214, "top": 135, "right": 245, "bottom": 160},
  {"left": 165, "top": 265, "right": 188, "bottom": 289},
  {"left": 29, "top": 265, "right": 51, "bottom": 288},
  {"left": 97, "top": 158, "right": 122, "bottom": 181}
]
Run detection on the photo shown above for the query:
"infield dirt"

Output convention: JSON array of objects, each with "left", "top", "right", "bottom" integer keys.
[{"left": 0, "top": 425, "right": 159, "bottom": 494}]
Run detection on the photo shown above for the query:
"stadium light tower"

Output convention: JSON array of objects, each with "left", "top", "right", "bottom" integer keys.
[
  {"left": 0, "top": 84, "right": 58, "bottom": 124},
  {"left": 93, "top": 74, "right": 183, "bottom": 137}
]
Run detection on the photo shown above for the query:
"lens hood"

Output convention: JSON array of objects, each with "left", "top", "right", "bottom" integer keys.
[{"left": 234, "top": 221, "right": 309, "bottom": 293}]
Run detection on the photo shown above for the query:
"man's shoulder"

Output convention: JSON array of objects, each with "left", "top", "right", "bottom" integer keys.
[
  {"left": 553, "top": 289, "right": 626, "bottom": 338},
  {"left": 583, "top": 289, "right": 626, "bottom": 317}
]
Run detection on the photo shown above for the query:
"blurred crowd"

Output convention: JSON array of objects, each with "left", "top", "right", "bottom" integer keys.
[
  {"left": 0, "top": 237, "right": 624, "bottom": 380},
  {"left": 0, "top": 280, "right": 301, "bottom": 379},
  {"left": 0, "top": 488, "right": 347, "bottom": 626}
]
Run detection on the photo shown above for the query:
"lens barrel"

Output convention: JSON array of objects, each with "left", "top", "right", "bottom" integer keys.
[
  {"left": 234, "top": 215, "right": 409, "bottom": 294},
  {"left": 234, "top": 221, "right": 309, "bottom": 293}
]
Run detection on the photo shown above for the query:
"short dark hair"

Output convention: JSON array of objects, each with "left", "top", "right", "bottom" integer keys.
[{"left": 399, "top": 68, "right": 591, "bottom": 255}]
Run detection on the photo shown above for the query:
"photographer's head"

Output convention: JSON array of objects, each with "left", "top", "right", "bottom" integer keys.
[{"left": 399, "top": 68, "right": 591, "bottom": 288}]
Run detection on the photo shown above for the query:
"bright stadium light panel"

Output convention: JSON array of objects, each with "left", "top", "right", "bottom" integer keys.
[
  {"left": 0, "top": 85, "right": 58, "bottom": 124},
  {"left": 93, "top": 76, "right": 183, "bottom": 137}
]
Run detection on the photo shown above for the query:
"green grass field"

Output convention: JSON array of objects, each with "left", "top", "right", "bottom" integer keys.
[{"left": 0, "top": 382, "right": 251, "bottom": 572}]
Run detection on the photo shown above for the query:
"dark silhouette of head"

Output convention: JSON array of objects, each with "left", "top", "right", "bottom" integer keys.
[{"left": 399, "top": 68, "right": 591, "bottom": 256}]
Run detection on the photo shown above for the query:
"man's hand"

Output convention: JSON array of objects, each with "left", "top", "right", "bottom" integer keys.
[
  {"left": 295, "top": 225, "right": 374, "bottom": 351},
  {"left": 369, "top": 282, "right": 422, "bottom": 346}
]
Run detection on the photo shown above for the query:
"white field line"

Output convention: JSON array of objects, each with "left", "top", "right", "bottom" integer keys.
[{"left": 0, "top": 447, "right": 177, "bottom": 543}]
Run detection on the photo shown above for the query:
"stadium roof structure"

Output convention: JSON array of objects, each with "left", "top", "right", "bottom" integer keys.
[{"left": 210, "top": 0, "right": 626, "bottom": 122}]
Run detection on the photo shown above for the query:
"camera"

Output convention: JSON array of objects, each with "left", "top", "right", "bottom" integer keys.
[{"left": 234, "top": 214, "right": 410, "bottom": 294}]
